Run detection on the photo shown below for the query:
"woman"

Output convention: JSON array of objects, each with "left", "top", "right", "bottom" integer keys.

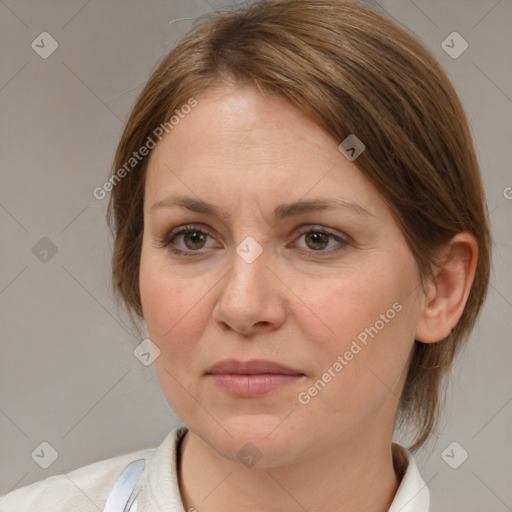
[{"left": 0, "top": 0, "right": 491, "bottom": 511}]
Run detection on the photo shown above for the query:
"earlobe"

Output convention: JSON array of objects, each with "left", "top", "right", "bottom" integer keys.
[{"left": 415, "top": 233, "right": 478, "bottom": 344}]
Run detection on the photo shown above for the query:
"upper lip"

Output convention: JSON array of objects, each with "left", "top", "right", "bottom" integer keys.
[{"left": 206, "top": 359, "right": 304, "bottom": 375}]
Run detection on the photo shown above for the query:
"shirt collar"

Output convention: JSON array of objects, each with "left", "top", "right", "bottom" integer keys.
[{"left": 388, "top": 443, "right": 430, "bottom": 512}]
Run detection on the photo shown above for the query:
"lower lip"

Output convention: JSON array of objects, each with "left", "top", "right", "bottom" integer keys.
[{"left": 208, "top": 373, "right": 304, "bottom": 397}]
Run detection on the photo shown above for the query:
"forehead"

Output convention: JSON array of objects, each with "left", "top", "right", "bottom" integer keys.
[
  {"left": 152, "top": 85, "right": 334, "bottom": 164},
  {"left": 144, "top": 84, "right": 382, "bottom": 215}
]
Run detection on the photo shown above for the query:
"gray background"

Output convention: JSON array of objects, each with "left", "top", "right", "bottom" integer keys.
[{"left": 0, "top": 0, "right": 510, "bottom": 510}]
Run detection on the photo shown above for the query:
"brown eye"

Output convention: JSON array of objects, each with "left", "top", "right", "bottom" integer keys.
[
  {"left": 161, "top": 224, "right": 218, "bottom": 256},
  {"left": 293, "top": 226, "right": 349, "bottom": 255},
  {"left": 182, "top": 230, "right": 207, "bottom": 250},
  {"left": 305, "top": 231, "right": 330, "bottom": 250}
]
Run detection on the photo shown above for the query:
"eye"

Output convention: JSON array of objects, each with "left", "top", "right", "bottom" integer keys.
[
  {"left": 156, "top": 224, "right": 349, "bottom": 257},
  {"left": 158, "top": 224, "right": 218, "bottom": 255},
  {"left": 292, "top": 226, "right": 348, "bottom": 254}
]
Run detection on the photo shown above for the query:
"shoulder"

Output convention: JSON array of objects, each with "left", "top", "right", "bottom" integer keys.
[{"left": 0, "top": 445, "right": 156, "bottom": 512}]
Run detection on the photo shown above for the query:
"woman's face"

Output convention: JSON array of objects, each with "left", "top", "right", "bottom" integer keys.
[{"left": 140, "top": 84, "right": 427, "bottom": 466}]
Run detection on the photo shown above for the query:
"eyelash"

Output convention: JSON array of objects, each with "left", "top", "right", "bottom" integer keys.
[{"left": 156, "top": 224, "right": 350, "bottom": 258}]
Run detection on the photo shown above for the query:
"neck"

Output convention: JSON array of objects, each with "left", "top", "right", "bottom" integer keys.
[{"left": 177, "top": 427, "right": 400, "bottom": 512}]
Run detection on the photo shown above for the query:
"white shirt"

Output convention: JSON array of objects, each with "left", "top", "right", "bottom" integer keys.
[{"left": 0, "top": 425, "right": 430, "bottom": 511}]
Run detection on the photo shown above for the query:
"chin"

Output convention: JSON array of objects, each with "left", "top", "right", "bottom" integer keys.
[{"left": 190, "top": 413, "right": 308, "bottom": 469}]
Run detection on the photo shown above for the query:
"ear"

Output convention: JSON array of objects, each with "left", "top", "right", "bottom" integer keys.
[{"left": 415, "top": 233, "right": 478, "bottom": 343}]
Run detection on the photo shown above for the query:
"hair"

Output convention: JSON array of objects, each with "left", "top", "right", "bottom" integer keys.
[{"left": 106, "top": 0, "right": 491, "bottom": 451}]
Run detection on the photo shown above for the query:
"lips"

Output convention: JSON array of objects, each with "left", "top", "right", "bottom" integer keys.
[
  {"left": 206, "top": 359, "right": 305, "bottom": 398},
  {"left": 206, "top": 359, "right": 304, "bottom": 376}
]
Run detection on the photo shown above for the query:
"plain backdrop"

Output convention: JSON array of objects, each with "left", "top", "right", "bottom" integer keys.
[{"left": 0, "top": 1, "right": 511, "bottom": 510}]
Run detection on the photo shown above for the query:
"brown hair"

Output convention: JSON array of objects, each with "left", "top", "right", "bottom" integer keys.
[{"left": 106, "top": 0, "right": 491, "bottom": 450}]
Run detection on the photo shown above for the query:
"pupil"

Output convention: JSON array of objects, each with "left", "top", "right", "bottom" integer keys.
[
  {"left": 307, "top": 232, "right": 328, "bottom": 250},
  {"left": 185, "top": 231, "right": 205, "bottom": 249}
]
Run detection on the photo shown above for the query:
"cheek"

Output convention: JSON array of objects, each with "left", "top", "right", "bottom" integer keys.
[
  {"left": 293, "top": 256, "right": 420, "bottom": 417},
  {"left": 140, "top": 245, "right": 209, "bottom": 338},
  {"left": 294, "top": 263, "right": 406, "bottom": 349},
  {"left": 139, "top": 249, "right": 202, "bottom": 374},
  {"left": 138, "top": 244, "right": 228, "bottom": 382},
  {"left": 139, "top": 249, "right": 211, "bottom": 421}
]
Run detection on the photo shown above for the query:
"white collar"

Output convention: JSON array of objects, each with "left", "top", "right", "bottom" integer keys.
[
  {"left": 389, "top": 443, "right": 430, "bottom": 511},
  {"left": 138, "top": 426, "right": 429, "bottom": 512}
]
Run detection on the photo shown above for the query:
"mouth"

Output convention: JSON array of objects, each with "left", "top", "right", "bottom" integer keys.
[{"left": 206, "top": 359, "right": 305, "bottom": 398}]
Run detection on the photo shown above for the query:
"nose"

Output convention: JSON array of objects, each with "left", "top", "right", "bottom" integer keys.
[{"left": 212, "top": 245, "right": 287, "bottom": 336}]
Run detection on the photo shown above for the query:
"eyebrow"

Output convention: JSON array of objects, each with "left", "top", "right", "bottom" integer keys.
[{"left": 149, "top": 195, "right": 373, "bottom": 221}]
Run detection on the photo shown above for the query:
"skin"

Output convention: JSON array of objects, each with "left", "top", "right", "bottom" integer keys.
[{"left": 139, "top": 83, "right": 477, "bottom": 512}]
